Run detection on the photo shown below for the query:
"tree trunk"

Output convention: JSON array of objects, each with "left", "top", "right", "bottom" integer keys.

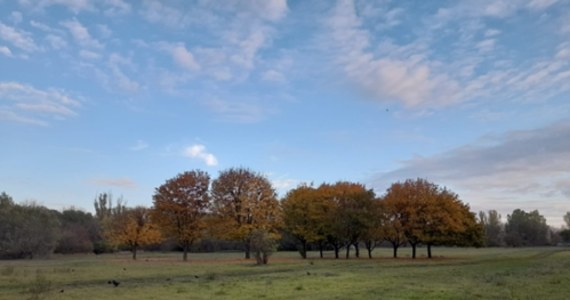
[
  {"left": 365, "top": 240, "right": 373, "bottom": 259},
  {"left": 244, "top": 241, "right": 251, "bottom": 259},
  {"left": 300, "top": 240, "right": 307, "bottom": 259},
  {"left": 132, "top": 245, "right": 137, "bottom": 260},
  {"left": 319, "top": 242, "right": 324, "bottom": 258},
  {"left": 345, "top": 244, "right": 350, "bottom": 259},
  {"left": 392, "top": 242, "right": 398, "bottom": 258},
  {"left": 183, "top": 244, "right": 188, "bottom": 261},
  {"left": 411, "top": 243, "right": 417, "bottom": 259},
  {"left": 354, "top": 242, "right": 360, "bottom": 258},
  {"left": 427, "top": 243, "right": 432, "bottom": 259},
  {"left": 334, "top": 245, "right": 340, "bottom": 259}
]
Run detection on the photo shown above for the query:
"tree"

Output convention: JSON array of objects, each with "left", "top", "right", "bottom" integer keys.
[
  {"left": 331, "top": 182, "right": 376, "bottom": 259},
  {"left": 564, "top": 212, "right": 570, "bottom": 229},
  {"left": 55, "top": 208, "right": 98, "bottom": 254},
  {"left": 93, "top": 193, "right": 126, "bottom": 254},
  {"left": 282, "top": 185, "right": 328, "bottom": 259},
  {"left": 211, "top": 167, "right": 281, "bottom": 259},
  {"left": 381, "top": 179, "right": 480, "bottom": 259},
  {"left": 505, "top": 209, "right": 549, "bottom": 247},
  {"left": 479, "top": 210, "right": 504, "bottom": 247},
  {"left": 0, "top": 196, "right": 60, "bottom": 259},
  {"left": 380, "top": 198, "right": 407, "bottom": 258},
  {"left": 250, "top": 229, "right": 278, "bottom": 265},
  {"left": 361, "top": 200, "right": 384, "bottom": 259},
  {"left": 153, "top": 170, "right": 210, "bottom": 261},
  {"left": 382, "top": 179, "right": 438, "bottom": 259},
  {"left": 106, "top": 206, "right": 162, "bottom": 260}
]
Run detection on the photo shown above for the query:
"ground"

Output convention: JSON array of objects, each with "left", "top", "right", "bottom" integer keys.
[{"left": 1, "top": 247, "right": 569, "bottom": 299}]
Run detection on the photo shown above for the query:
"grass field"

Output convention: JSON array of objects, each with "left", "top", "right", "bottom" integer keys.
[{"left": 1, "top": 247, "right": 569, "bottom": 299}]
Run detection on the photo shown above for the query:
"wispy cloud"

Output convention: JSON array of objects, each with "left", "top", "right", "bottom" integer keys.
[
  {"left": 0, "top": 81, "right": 81, "bottom": 125},
  {"left": 130, "top": 140, "right": 149, "bottom": 151},
  {"left": 183, "top": 144, "right": 218, "bottom": 166},
  {"left": 324, "top": 0, "right": 569, "bottom": 110},
  {"left": 19, "top": 0, "right": 95, "bottom": 13},
  {"left": 0, "top": 22, "right": 40, "bottom": 52},
  {"left": 60, "top": 18, "right": 103, "bottom": 49},
  {"left": 0, "top": 46, "right": 13, "bottom": 57},
  {"left": 164, "top": 42, "right": 201, "bottom": 71},
  {"left": 203, "top": 97, "right": 272, "bottom": 123},
  {"left": 90, "top": 177, "right": 137, "bottom": 189}
]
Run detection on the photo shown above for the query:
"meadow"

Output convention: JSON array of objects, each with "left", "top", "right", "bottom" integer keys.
[{"left": 1, "top": 247, "right": 568, "bottom": 300}]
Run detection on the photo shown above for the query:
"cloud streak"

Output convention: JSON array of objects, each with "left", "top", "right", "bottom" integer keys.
[
  {"left": 0, "top": 81, "right": 81, "bottom": 125},
  {"left": 372, "top": 120, "right": 570, "bottom": 226}
]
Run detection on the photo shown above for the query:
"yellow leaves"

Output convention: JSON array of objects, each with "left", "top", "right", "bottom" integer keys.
[
  {"left": 106, "top": 207, "right": 162, "bottom": 249},
  {"left": 211, "top": 168, "right": 281, "bottom": 241}
]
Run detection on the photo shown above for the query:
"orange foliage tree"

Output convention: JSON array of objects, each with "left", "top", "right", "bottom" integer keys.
[
  {"left": 152, "top": 170, "right": 210, "bottom": 261},
  {"left": 382, "top": 178, "right": 481, "bottom": 259},
  {"left": 282, "top": 184, "right": 329, "bottom": 259},
  {"left": 211, "top": 167, "right": 281, "bottom": 259},
  {"left": 106, "top": 206, "right": 162, "bottom": 260},
  {"left": 318, "top": 182, "right": 376, "bottom": 259}
]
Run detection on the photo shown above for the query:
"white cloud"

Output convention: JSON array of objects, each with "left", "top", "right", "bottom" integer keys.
[
  {"left": 169, "top": 43, "right": 200, "bottom": 71},
  {"left": 246, "top": 0, "right": 288, "bottom": 22},
  {"left": 0, "top": 81, "right": 81, "bottom": 125},
  {"left": 20, "top": 0, "right": 95, "bottom": 13},
  {"left": 130, "top": 140, "right": 149, "bottom": 151},
  {"left": 104, "top": 0, "right": 131, "bottom": 15},
  {"left": 79, "top": 49, "right": 100, "bottom": 60},
  {"left": 0, "top": 45, "right": 13, "bottom": 57},
  {"left": 262, "top": 69, "right": 286, "bottom": 83},
  {"left": 326, "top": 0, "right": 461, "bottom": 107},
  {"left": 45, "top": 34, "right": 67, "bottom": 49},
  {"left": 60, "top": 18, "right": 103, "bottom": 49},
  {"left": 183, "top": 144, "right": 218, "bottom": 166},
  {"left": 10, "top": 11, "right": 23, "bottom": 24},
  {"left": 108, "top": 53, "right": 140, "bottom": 93},
  {"left": 476, "top": 39, "right": 496, "bottom": 53},
  {"left": 0, "top": 22, "right": 39, "bottom": 52},
  {"left": 527, "top": 0, "right": 559, "bottom": 10},
  {"left": 204, "top": 97, "right": 271, "bottom": 123},
  {"left": 272, "top": 178, "right": 298, "bottom": 190}
]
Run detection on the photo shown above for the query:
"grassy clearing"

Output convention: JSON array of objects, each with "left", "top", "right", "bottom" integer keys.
[{"left": 0, "top": 247, "right": 568, "bottom": 299}]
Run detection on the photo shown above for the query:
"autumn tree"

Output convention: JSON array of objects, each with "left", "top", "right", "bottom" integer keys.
[
  {"left": 106, "top": 206, "right": 162, "bottom": 260},
  {"left": 361, "top": 200, "right": 384, "bottom": 259},
  {"left": 282, "top": 185, "right": 328, "bottom": 259},
  {"left": 153, "top": 170, "right": 210, "bottom": 261},
  {"left": 211, "top": 167, "right": 281, "bottom": 259},
  {"left": 380, "top": 197, "right": 407, "bottom": 258},
  {"left": 382, "top": 179, "right": 480, "bottom": 259},
  {"left": 93, "top": 193, "right": 126, "bottom": 254},
  {"left": 335, "top": 182, "right": 376, "bottom": 259}
]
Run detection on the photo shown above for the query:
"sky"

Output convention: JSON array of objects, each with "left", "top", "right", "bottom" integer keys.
[{"left": 1, "top": 0, "right": 569, "bottom": 227}]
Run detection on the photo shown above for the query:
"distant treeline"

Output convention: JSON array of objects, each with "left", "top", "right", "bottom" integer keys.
[{"left": 1, "top": 169, "right": 569, "bottom": 261}]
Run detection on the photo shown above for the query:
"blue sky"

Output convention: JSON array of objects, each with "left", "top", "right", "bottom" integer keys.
[{"left": 1, "top": 0, "right": 569, "bottom": 226}]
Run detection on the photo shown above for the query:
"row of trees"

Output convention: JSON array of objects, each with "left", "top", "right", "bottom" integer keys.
[
  {"left": 1, "top": 169, "right": 569, "bottom": 261},
  {"left": 480, "top": 209, "right": 569, "bottom": 247}
]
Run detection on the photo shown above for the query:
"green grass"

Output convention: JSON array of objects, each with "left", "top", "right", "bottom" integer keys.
[{"left": 1, "top": 247, "right": 569, "bottom": 299}]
